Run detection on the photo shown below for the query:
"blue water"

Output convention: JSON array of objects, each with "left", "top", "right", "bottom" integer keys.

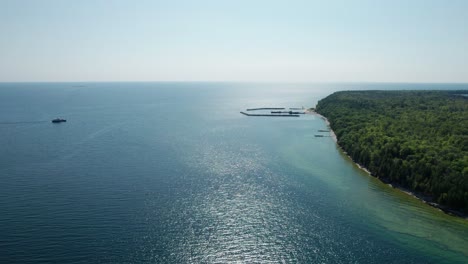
[{"left": 0, "top": 82, "right": 467, "bottom": 263}]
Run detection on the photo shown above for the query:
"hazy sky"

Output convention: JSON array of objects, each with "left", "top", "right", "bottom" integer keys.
[{"left": 1, "top": 0, "right": 467, "bottom": 82}]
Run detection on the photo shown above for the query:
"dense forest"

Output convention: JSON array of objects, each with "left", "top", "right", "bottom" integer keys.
[{"left": 316, "top": 90, "right": 468, "bottom": 214}]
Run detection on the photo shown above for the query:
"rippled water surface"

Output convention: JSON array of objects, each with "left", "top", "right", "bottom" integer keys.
[{"left": 0, "top": 82, "right": 467, "bottom": 263}]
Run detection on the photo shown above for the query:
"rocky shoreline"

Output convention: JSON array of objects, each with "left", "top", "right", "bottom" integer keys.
[{"left": 310, "top": 110, "right": 467, "bottom": 220}]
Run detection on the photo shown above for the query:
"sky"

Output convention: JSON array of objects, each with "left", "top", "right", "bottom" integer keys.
[{"left": 1, "top": 0, "right": 467, "bottom": 83}]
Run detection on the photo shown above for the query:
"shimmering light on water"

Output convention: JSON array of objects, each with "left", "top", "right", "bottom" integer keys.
[{"left": 0, "top": 82, "right": 467, "bottom": 263}]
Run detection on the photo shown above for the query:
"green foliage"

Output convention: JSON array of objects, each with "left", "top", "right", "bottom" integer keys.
[{"left": 316, "top": 90, "right": 468, "bottom": 213}]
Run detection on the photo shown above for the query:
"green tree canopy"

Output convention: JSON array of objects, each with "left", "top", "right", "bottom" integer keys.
[{"left": 316, "top": 90, "right": 468, "bottom": 214}]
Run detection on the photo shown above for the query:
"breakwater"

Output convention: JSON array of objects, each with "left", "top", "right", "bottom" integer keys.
[
  {"left": 240, "top": 112, "right": 300, "bottom": 117},
  {"left": 246, "top": 107, "right": 285, "bottom": 111},
  {"left": 271, "top": 111, "right": 305, "bottom": 114}
]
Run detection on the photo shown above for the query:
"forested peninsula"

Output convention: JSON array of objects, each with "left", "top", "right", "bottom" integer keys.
[{"left": 316, "top": 90, "right": 468, "bottom": 216}]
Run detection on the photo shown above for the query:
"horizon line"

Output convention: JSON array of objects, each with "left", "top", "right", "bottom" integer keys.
[{"left": 1, "top": 80, "right": 468, "bottom": 85}]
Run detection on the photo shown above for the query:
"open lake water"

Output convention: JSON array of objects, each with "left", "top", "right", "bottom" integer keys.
[{"left": 0, "top": 82, "right": 467, "bottom": 263}]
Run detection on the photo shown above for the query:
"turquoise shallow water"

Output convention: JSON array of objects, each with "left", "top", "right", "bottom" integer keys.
[{"left": 0, "top": 82, "right": 467, "bottom": 263}]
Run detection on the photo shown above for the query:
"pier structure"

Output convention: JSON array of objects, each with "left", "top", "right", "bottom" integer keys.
[
  {"left": 241, "top": 107, "right": 306, "bottom": 117},
  {"left": 246, "top": 107, "right": 285, "bottom": 111},
  {"left": 240, "top": 112, "right": 300, "bottom": 117}
]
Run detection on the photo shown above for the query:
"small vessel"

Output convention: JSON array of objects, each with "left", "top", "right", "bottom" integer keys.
[{"left": 51, "top": 118, "right": 66, "bottom": 123}]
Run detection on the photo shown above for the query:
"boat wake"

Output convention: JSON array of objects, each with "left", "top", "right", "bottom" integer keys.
[{"left": 0, "top": 121, "right": 48, "bottom": 125}]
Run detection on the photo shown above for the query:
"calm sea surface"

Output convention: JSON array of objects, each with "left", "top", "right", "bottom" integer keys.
[{"left": 0, "top": 82, "right": 467, "bottom": 263}]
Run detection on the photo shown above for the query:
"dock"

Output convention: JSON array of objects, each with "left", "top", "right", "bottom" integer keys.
[
  {"left": 271, "top": 111, "right": 305, "bottom": 114},
  {"left": 241, "top": 106, "right": 306, "bottom": 117},
  {"left": 246, "top": 107, "right": 285, "bottom": 111},
  {"left": 240, "top": 112, "right": 300, "bottom": 117}
]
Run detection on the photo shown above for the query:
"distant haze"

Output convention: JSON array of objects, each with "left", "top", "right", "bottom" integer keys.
[{"left": 1, "top": 0, "right": 467, "bottom": 83}]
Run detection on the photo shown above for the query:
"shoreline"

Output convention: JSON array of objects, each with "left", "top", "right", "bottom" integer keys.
[
  {"left": 310, "top": 110, "right": 468, "bottom": 220},
  {"left": 306, "top": 109, "right": 338, "bottom": 143}
]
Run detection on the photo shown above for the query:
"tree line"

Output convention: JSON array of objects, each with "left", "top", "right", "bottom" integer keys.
[{"left": 316, "top": 90, "right": 468, "bottom": 214}]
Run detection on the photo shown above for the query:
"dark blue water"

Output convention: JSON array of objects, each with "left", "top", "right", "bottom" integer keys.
[{"left": 1, "top": 82, "right": 467, "bottom": 263}]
